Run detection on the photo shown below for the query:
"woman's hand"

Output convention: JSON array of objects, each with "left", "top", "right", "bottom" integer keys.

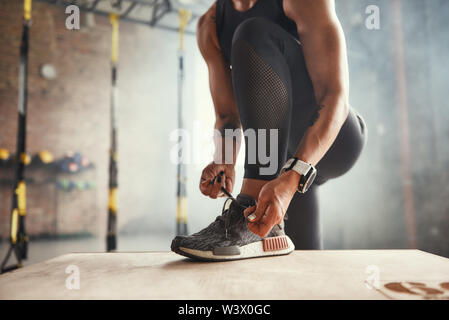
[
  {"left": 199, "top": 162, "right": 235, "bottom": 199},
  {"left": 244, "top": 171, "right": 300, "bottom": 237}
]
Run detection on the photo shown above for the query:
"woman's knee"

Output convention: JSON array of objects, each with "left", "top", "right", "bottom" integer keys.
[
  {"left": 315, "top": 109, "right": 367, "bottom": 183},
  {"left": 232, "top": 17, "right": 272, "bottom": 45}
]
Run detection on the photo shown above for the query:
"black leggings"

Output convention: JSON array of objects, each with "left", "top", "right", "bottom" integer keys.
[{"left": 230, "top": 17, "right": 367, "bottom": 249}]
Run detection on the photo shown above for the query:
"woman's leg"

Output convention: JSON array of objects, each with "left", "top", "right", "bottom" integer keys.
[
  {"left": 313, "top": 109, "right": 367, "bottom": 185},
  {"left": 284, "top": 185, "right": 321, "bottom": 249},
  {"left": 284, "top": 107, "right": 366, "bottom": 249},
  {"left": 231, "top": 17, "right": 294, "bottom": 185},
  {"left": 231, "top": 17, "right": 322, "bottom": 248},
  {"left": 230, "top": 17, "right": 366, "bottom": 249}
]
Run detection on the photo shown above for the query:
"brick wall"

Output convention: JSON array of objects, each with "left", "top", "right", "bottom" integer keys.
[
  {"left": 0, "top": 0, "right": 207, "bottom": 240},
  {"left": 0, "top": 0, "right": 111, "bottom": 237}
]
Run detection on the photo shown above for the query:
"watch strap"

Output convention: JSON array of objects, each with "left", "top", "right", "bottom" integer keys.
[{"left": 282, "top": 158, "right": 312, "bottom": 176}]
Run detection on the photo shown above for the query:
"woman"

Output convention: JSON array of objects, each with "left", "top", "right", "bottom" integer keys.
[{"left": 171, "top": 0, "right": 367, "bottom": 261}]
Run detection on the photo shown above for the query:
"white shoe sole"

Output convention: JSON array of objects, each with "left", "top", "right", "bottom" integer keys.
[{"left": 177, "top": 235, "right": 295, "bottom": 261}]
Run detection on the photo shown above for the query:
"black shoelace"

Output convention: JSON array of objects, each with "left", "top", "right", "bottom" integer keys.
[{"left": 217, "top": 195, "right": 249, "bottom": 240}]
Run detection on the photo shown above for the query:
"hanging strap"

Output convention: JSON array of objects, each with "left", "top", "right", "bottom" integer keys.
[
  {"left": 110, "top": 13, "right": 119, "bottom": 65},
  {"left": 107, "top": 13, "right": 119, "bottom": 252},
  {"left": 175, "top": 9, "right": 191, "bottom": 236},
  {"left": 24, "top": 0, "right": 32, "bottom": 21},
  {"left": 1, "top": 0, "right": 32, "bottom": 274},
  {"left": 178, "top": 9, "right": 191, "bottom": 51}
]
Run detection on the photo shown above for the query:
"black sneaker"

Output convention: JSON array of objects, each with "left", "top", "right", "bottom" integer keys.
[{"left": 170, "top": 194, "right": 294, "bottom": 261}]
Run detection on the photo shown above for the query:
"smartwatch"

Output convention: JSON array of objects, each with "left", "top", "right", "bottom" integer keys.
[{"left": 281, "top": 158, "right": 317, "bottom": 193}]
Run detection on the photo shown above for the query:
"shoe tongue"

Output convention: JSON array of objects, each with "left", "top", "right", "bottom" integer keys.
[{"left": 236, "top": 194, "right": 256, "bottom": 208}]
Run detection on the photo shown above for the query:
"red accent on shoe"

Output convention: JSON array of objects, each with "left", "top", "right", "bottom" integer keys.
[{"left": 263, "top": 236, "right": 289, "bottom": 252}]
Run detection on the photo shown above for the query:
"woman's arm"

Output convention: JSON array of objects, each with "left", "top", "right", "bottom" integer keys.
[
  {"left": 197, "top": 3, "right": 242, "bottom": 198},
  {"left": 284, "top": 0, "right": 349, "bottom": 168}
]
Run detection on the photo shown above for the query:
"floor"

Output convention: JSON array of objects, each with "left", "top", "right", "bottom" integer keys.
[{"left": 1, "top": 250, "right": 449, "bottom": 299}]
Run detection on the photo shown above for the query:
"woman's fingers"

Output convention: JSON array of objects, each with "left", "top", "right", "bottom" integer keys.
[
  {"left": 200, "top": 167, "right": 235, "bottom": 199},
  {"left": 247, "top": 203, "right": 281, "bottom": 238},
  {"left": 247, "top": 204, "right": 268, "bottom": 237},
  {"left": 258, "top": 204, "right": 278, "bottom": 237},
  {"left": 199, "top": 168, "right": 215, "bottom": 196},
  {"left": 200, "top": 178, "right": 213, "bottom": 196},
  {"left": 245, "top": 199, "right": 267, "bottom": 224},
  {"left": 243, "top": 205, "right": 256, "bottom": 220},
  {"left": 209, "top": 172, "right": 225, "bottom": 199}
]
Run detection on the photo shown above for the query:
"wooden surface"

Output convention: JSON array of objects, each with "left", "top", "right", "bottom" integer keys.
[{"left": 1, "top": 250, "right": 448, "bottom": 300}]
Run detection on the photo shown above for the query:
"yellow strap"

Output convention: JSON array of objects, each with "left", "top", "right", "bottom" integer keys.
[
  {"left": 181, "top": 197, "right": 188, "bottom": 223},
  {"left": 16, "top": 181, "right": 26, "bottom": 215},
  {"left": 11, "top": 209, "right": 19, "bottom": 244},
  {"left": 108, "top": 188, "right": 118, "bottom": 214},
  {"left": 176, "top": 198, "right": 182, "bottom": 223},
  {"left": 176, "top": 197, "right": 188, "bottom": 223},
  {"left": 24, "top": 0, "right": 32, "bottom": 21},
  {"left": 178, "top": 9, "right": 192, "bottom": 51},
  {"left": 110, "top": 14, "right": 119, "bottom": 64}
]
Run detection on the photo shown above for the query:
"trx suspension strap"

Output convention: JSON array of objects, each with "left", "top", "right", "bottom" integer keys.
[
  {"left": 107, "top": 13, "right": 119, "bottom": 252},
  {"left": 1, "top": 0, "right": 32, "bottom": 274},
  {"left": 176, "top": 9, "right": 191, "bottom": 236}
]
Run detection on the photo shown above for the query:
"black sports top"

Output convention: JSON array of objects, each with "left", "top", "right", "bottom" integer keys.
[{"left": 215, "top": 0, "right": 299, "bottom": 63}]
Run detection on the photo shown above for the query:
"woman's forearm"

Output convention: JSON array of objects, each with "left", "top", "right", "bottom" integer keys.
[
  {"left": 293, "top": 94, "right": 349, "bottom": 166},
  {"left": 283, "top": 1, "right": 351, "bottom": 168},
  {"left": 213, "top": 117, "right": 242, "bottom": 165}
]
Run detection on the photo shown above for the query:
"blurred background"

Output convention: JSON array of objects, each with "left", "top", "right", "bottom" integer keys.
[{"left": 0, "top": 0, "right": 448, "bottom": 267}]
